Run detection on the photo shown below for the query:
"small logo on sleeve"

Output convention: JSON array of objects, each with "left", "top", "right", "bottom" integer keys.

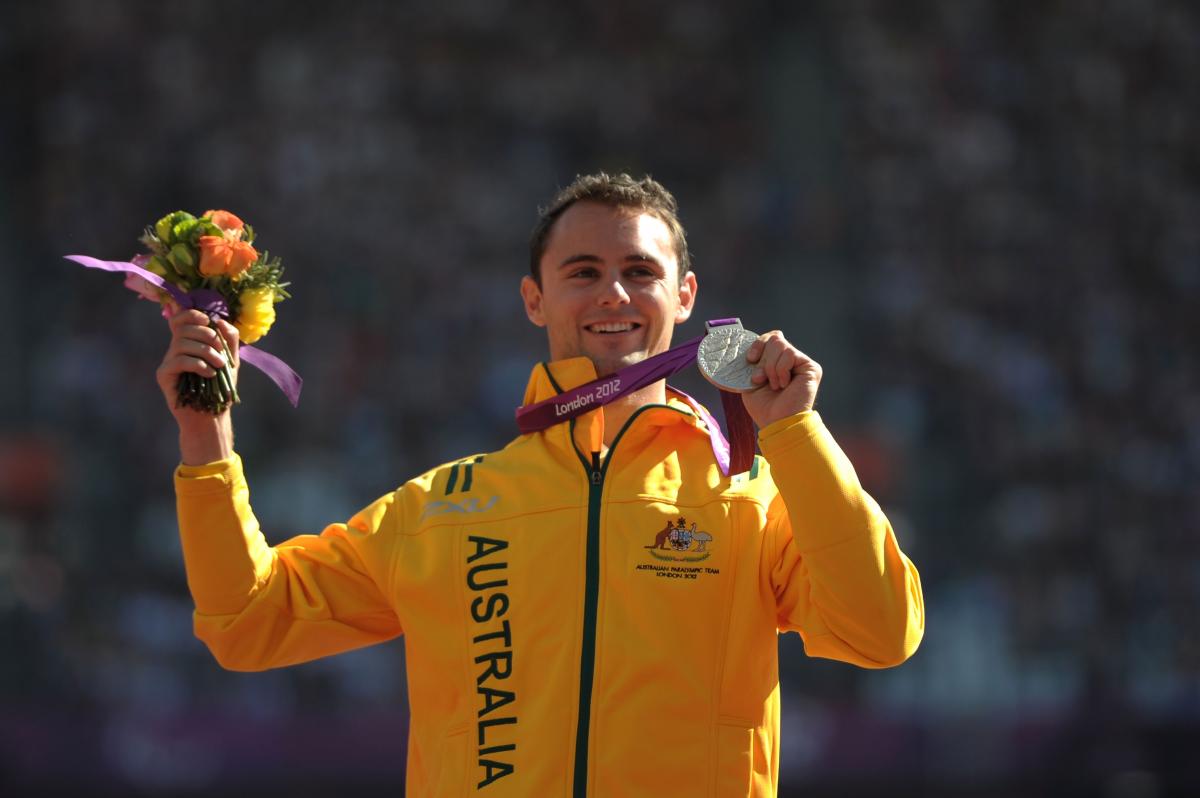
[{"left": 420, "top": 496, "right": 499, "bottom": 522}]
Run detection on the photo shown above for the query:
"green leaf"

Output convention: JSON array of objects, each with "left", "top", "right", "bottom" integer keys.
[
  {"left": 172, "top": 218, "right": 201, "bottom": 244},
  {"left": 138, "top": 227, "right": 168, "bottom": 257},
  {"left": 144, "top": 255, "right": 171, "bottom": 277},
  {"left": 167, "top": 248, "right": 199, "bottom": 282},
  {"left": 170, "top": 243, "right": 195, "bottom": 269},
  {"left": 155, "top": 211, "right": 194, "bottom": 244}
]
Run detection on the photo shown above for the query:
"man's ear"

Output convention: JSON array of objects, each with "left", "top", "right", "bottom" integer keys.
[
  {"left": 520, "top": 275, "right": 547, "bottom": 327},
  {"left": 675, "top": 270, "right": 698, "bottom": 324}
]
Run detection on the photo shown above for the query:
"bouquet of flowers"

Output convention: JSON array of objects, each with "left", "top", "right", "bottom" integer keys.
[
  {"left": 67, "top": 209, "right": 298, "bottom": 414},
  {"left": 136, "top": 209, "right": 289, "bottom": 413}
]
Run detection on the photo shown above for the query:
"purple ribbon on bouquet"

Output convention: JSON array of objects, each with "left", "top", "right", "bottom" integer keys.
[
  {"left": 515, "top": 318, "right": 757, "bottom": 476},
  {"left": 64, "top": 255, "right": 302, "bottom": 407}
]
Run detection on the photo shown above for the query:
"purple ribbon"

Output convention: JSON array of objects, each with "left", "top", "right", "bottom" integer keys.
[
  {"left": 515, "top": 319, "right": 757, "bottom": 475},
  {"left": 65, "top": 255, "right": 302, "bottom": 407}
]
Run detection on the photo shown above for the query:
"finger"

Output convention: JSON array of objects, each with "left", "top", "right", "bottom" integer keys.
[
  {"left": 745, "top": 338, "right": 764, "bottom": 364},
  {"left": 213, "top": 319, "right": 240, "bottom": 366},
  {"left": 175, "top": 323, "right": 222, "bottom": 348},
  {"left": 777, "top": 349, "right": 797, "bottom": 389},
  {"left": 171, "top": 338, "right": 228, "bottom": 370},
  {"left": 746, "top": 331, "right": 781, "bottom": 364},
  {"left": 168, "top": 309, "right": 210, "bottom": 332},
  {"left": 159, "top": 354, "right": 217, "bottom": 380},
  {"left": 214, "top": 317, "right": 239, "bottom": 345},
  {"left": 758, "top": 337, "right": 789, "bottom": 390},
  {"left": 787, "top": 349, "right": 818, "bottom": 376}
]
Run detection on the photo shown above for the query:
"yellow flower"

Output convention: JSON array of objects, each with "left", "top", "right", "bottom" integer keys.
[{"left": 235, "top": 287, "right": 276, "bottom": 344}]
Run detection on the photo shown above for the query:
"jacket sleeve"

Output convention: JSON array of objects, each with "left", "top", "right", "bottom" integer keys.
[
  {"left": 174, "top": 454, "right": 404, "bottom": 671},
  {"left": 758, "top": 411, "right": 924, "bottom": 668}
]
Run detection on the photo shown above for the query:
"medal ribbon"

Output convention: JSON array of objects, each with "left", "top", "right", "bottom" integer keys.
[
  {"left": 514, "top": 318, "right": 757, "bottom": 475},
  {"left": 65, "top": 255, "right": 302, "bottom": 406}
]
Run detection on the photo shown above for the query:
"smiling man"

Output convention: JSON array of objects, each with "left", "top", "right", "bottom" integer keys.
[
  {"left": 165, "top": 173, "right": 924, "bottom": 797},
  {"left": 523, "top": 196, "right": 694, "bottom": 379},
  {"left": 520, "top": 191, "right": 698, "bottom": 446}
]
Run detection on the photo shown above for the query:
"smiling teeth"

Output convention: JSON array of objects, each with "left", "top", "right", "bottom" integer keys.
[{"left": 590, "top": 322, "right": 635, "bottom": 333}]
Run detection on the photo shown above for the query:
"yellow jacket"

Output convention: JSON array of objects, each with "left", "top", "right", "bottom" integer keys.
[{"left": 175, "top": 357, "right": 923, "bottom": 797}]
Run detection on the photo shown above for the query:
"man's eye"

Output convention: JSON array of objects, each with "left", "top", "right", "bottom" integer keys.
[
  {"left": 627, "top": 265, "right": 655, "bottom": 278},
  {"left": 569, "top": 268, "right": 598, "bottom": 279}
]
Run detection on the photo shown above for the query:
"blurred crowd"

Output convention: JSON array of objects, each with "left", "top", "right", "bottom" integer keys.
[{"left": 1, "top": 0, "right": 1197, "bottom": 794}]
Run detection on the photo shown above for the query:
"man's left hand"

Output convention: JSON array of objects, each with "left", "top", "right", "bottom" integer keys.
[{"left": 740, "top": 331, "right": 823, "bottom": 429}]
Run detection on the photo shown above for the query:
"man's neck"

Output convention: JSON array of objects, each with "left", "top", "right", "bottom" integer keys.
[{"left": 600, "top": 379, "right": 667, "bottom": 450}]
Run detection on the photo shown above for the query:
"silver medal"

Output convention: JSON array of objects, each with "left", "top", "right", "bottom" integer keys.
[{"left": 697, "top": 319, "right": 760, "bottom": 393}]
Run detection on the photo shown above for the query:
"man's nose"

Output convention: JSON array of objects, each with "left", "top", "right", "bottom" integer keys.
[{"left": 597, "top": 276, "right": 631, "bottom": 306}]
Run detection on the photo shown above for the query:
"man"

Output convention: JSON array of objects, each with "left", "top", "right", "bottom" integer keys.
[{"left": 161, "top": 173, "right": 924, "bottom": 797}]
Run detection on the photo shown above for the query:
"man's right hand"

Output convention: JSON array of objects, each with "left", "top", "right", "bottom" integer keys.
[{"left": 157, "top": 308, "right": 240, "bottom": 465}]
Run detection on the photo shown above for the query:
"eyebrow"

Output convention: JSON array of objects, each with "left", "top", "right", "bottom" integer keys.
[{"left": 558, "top": 253, "right": 662, "bottom": 268}]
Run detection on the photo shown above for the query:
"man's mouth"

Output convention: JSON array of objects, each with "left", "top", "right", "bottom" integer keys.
[{"left": 585, "top": 322, "right": 641, "bottom": 334}]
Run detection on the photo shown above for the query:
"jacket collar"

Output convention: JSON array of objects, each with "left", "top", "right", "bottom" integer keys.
[
  {"left": 522, "top": 356, "right": 597, "bottom": 406},
  {"left": 519, "top": 357, "right": 715, "bottom": 461}
]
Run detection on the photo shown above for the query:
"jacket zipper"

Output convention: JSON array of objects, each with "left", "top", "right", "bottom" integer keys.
[
  {"left": 568, "top": 404, "right": 688, "bottom": 798},
  {"left": 572, "top": 447, "right": 604, "bottom": 798}
]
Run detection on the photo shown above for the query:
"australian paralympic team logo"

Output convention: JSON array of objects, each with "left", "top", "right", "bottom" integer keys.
[{"left": 644, "top": 517, "right": 713, "bottom": 562}]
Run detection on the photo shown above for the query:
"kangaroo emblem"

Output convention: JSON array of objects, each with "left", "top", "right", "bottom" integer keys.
[
  {"left": 645, "top": 520, "right": 675, "bottom": 550},
  {"left": 647, "top": 517, "right": 712, "bottom": 553},
  {"left": 643, "top": 517, "right": 714, "bottom": 562}
]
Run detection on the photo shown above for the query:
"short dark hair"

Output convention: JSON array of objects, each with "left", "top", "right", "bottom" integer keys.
[{"left": 528, "top": 172, "right": 691, "bottom": 285}]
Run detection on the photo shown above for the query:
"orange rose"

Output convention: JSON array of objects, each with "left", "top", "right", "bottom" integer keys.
[
  {"left": 204, "top": 209, "right": 245, "bottom": 234},
  {"left": 198, "top": 235, "right": 258, "bottom": 277}
]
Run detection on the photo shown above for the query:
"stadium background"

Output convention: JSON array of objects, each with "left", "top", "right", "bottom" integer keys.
[{"left": 1, "top": 0, "right": 1197, "bottom": 795}]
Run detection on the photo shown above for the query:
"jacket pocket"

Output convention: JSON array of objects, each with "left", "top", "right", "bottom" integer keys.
[
  {"left": 431, "top": 723, "right": 470, "bottom": 796},
  {"left": 715, "top": 718, "right": 754, "bottom": 796}
]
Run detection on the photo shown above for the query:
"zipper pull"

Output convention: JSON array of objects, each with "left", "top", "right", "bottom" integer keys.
[{"left": 590, "top": 451, "right": 602, "bottom": 485}]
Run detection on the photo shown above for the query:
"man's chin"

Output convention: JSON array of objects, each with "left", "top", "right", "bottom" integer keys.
[{"left": 590, "top": 350, "right": 648, "bottom": 377}]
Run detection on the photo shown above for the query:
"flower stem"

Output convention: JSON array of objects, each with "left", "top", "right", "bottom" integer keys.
[{"left": 209, "top": 318, "right": 240, "bottom": 405}]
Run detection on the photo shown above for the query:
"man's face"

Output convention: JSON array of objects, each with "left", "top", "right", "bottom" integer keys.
[{"left": 521, "top": 201, "right": 698, "bottom": 377}]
